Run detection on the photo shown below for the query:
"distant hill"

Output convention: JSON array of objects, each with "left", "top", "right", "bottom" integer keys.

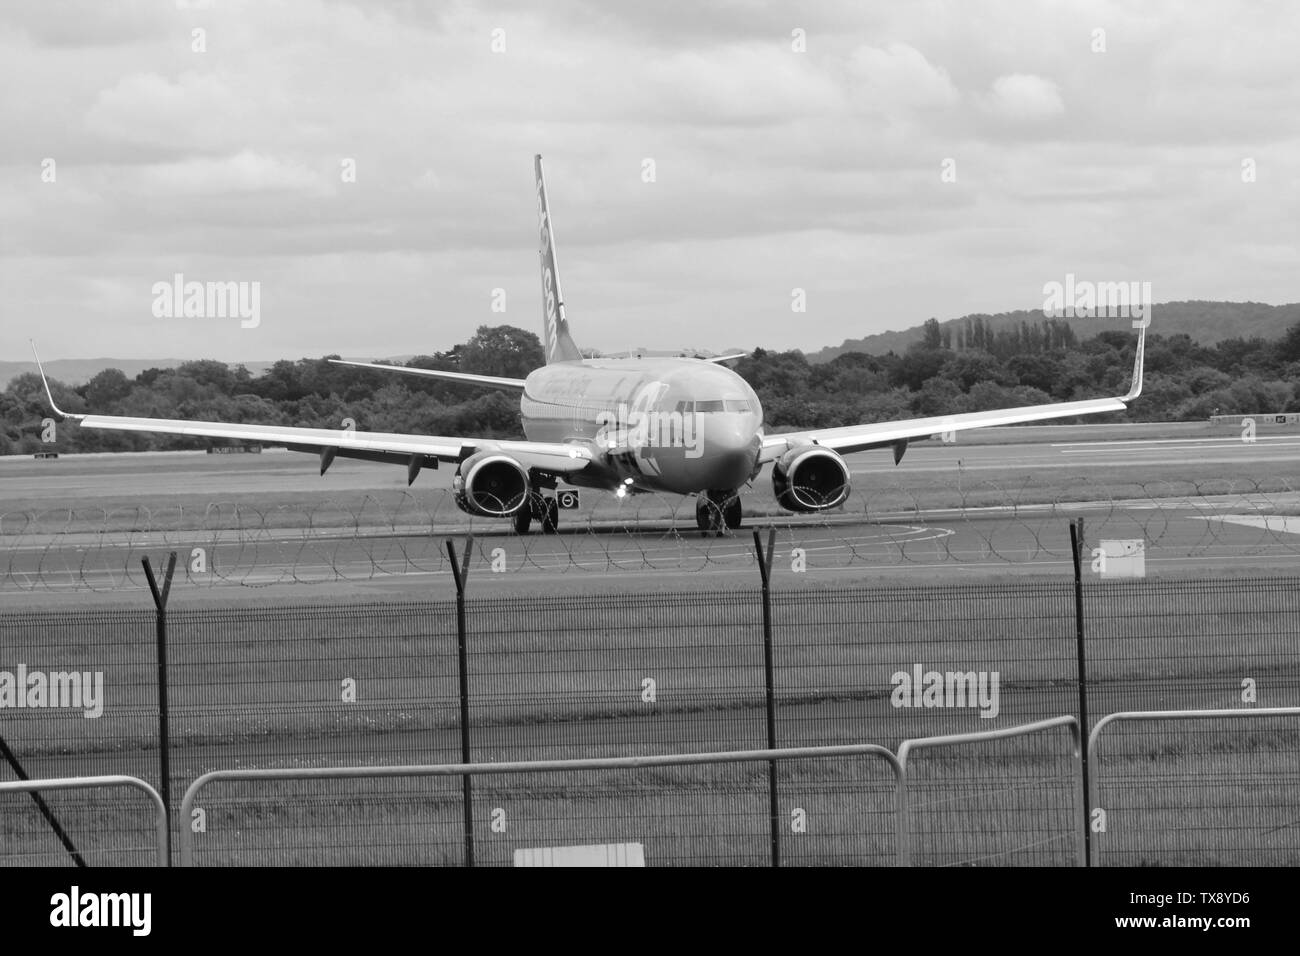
[
  {"left": 808, "top": 301, "right": 1300, "bottom": 363},
  {"left": 8, "top": 301, "right": 1297, "bottom": 388}
]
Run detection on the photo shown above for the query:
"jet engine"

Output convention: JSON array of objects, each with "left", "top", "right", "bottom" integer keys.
[
  {"left": 771, "top": 445, "right": 851, "bottom": 512},
  {"left": 452, "top": 452, "right": 530, "bottom": 516}
]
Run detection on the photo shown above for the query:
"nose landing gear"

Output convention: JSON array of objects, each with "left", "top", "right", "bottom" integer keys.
[
  {"left": 696, "top": 489, "right": 742, "bottom": 536},
  {"left": 513, "top": 493, "right": 560, "bottom": 534}
]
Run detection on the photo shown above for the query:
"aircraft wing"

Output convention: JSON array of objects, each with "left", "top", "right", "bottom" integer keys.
[
  {"left": 31, "top": 347, "right": 590, "bottom": 482},
  {"left": 760, "top": 323, "right": 1146, "bottom": 462},
  {"left": 327, "top": 359, "right": 527, "bottom": 391}
]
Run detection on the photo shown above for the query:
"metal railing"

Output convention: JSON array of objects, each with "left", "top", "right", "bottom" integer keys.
[
  {"left": 0, "top": 775, "right": 168, "bottom": 866},
  {"left": 6, "top": 711, "right": 1291, "bottom": 866},
  {"left": 897, "top": 716, "right": 1083, "bottom": 867},
  {"left": 178, "top": 744, "right": 903, "bottom": 867},
  {"left": 1087, "top": 707, "right": 1300, "bottom": 867},
  {"left": 177, "top": 721, "right": 1084, "bottom": 867}
]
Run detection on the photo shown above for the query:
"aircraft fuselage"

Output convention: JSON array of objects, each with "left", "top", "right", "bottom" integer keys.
[{"left": 520, "top": 357, "right": 764, "bottom": 494}]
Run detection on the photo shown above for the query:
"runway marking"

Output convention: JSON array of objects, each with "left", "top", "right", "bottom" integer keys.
[
  {"left": 1052, "top": 436, "right": 1300, "bottom": 448},
  {"left": 1200, "top": 514, "right": 1300, "bottom": 536},
  {"left": 14, "top": 544, "right": 1300, "bottom": 592}
]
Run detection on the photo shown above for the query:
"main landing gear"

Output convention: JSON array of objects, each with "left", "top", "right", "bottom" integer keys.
[
  {"left": 695, "top": 489, "right": 742, "bottom": 537},
  {"left": 513, "top": 492, "right": 559, "bottom": 534}
]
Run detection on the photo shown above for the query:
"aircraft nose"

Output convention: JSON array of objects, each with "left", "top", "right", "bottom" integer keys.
[{"left": 698, "top": 414, "right": 761, "bottom": 487}]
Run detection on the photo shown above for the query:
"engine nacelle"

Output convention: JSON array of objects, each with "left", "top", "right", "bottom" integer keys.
[
  {"left": 452, "top": 452, "right": 530, "bottom": 517},
  {"left": 772, "top": 445, "right": 851, "bottom": 512}
]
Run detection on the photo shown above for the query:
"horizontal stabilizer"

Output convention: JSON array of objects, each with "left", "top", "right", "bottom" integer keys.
[{"left": 328, "top": 359, "right": 527, "bottom": 390}]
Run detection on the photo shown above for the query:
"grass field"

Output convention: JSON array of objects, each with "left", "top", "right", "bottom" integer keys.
[{"left": 3, "top": 576, "right": 1298, "bottom": 865}]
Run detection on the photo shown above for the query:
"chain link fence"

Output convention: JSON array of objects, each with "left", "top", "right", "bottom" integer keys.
[{"left": 3, "top": 563, "right": 1298, "bottom": 865}]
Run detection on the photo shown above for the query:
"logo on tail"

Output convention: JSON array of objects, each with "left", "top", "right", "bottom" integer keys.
[{"left": 535, "top": 155, "right": 582, "bottom": 364}]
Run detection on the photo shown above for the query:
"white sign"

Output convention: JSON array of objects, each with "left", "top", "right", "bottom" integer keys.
[{"left": 1097, "top": 539, "right": 1146, "bottom": 578}]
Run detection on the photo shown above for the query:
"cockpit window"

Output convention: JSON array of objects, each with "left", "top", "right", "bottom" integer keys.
[
  {"left": 725, "top": 399, "right": 753, "bottom": 413},
  {"left": 695, "top": 400, "right": 726, "bottom": 412}
]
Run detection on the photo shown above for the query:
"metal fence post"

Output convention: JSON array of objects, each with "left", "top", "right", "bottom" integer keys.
[
  {"left": 752, "top": 528, "right": 779, "bottom": 868},
  {"left": 142, "top": 551, "right": 177, "bottom": 867},
  {"left": 1068, "top": 520, "right": 1092, "bottom": 867},
  {"left": 446, "top": 536, "right": 475, "bottom": 868}
]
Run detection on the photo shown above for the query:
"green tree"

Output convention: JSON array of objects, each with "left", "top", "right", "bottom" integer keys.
[
  {"left": 82, "top": 368, "right": 132, "bottom": 408},
  {"left": 461, "top": 325, "right": 545, "bottom": 378}
]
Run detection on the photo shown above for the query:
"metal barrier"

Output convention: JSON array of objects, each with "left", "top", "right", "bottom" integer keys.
[
  {"left": 12, "top": 710, "right": 1294, "bottom": 866},
  {"left": 177, "top": 721, "right": 1080, "bottom": 867},
  {"left": 896, "top": 716, "right": 1083, "bottom": 867},
  {"left": 178, "top": 744, "right": 903, "bottom": 867},
  {"left": 0, "top": 775, "right": 169, "bottom": 867},
  {"left": 1087, "top": 707, "right": 1300, "bottom": 867}
]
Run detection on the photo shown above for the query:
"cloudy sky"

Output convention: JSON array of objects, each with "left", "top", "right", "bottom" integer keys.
[{"left": 2, "top": 0, "right": 1296, "bottom": 363}]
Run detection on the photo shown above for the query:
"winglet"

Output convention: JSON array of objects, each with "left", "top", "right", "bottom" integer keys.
[
  {"left": 1123, "top": 321, "right": 1146, "bottom": 402},
  {"left": 30, "top": 341, "right": 82, "bottom": 420}
]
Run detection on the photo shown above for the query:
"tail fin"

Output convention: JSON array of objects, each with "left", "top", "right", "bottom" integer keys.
[{"left": 535, "top": 154, "right": 583, "bottom": 364}]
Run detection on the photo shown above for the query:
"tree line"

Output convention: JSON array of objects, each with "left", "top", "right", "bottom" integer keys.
[{"left": 5, "top": 319, "right": 1300, "bottom": 455}]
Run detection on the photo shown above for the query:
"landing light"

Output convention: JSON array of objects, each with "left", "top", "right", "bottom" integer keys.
[
  {"left": 616, "top": 486, "right": 627, "bottom": 498},
  {"left": 623, "top": 477, "right": 633, "bottom": 485}
]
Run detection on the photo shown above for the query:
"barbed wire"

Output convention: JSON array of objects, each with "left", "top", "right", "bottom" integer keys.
[{"left": 4, "top": 477, "right": 1300, "bottom": 591}]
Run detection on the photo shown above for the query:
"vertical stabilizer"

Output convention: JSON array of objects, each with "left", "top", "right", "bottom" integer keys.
[{"left": 535, "top": 154, "right": 583, "bottom": 363}]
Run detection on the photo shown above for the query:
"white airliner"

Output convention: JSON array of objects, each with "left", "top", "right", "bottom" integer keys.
[{"left": 35, "top": 155, "right": 1145, "bottom": 535}]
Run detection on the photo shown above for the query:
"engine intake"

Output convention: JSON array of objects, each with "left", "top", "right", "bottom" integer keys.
[
  {"left": 453, "top": 452, "right": 530, "bottom": 516},
  {"left": 772, "top": 445, "right": 850, "bottom": 512}
]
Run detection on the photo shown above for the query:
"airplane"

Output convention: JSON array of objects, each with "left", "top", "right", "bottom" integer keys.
[{"left": 34, "top": 154, "right": 1146, "bottom": 536}]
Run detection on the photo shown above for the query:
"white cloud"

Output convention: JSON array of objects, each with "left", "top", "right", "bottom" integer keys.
[
  {"left": 981, "top": 74, "right": 1065, "bottom": 122},
  {"left": 84, "top": 71, "right": 247, "bottom": 152},
  {"left": 1, "top": 0, "right": 1296, "bottom": 361},
  {"left": 140, "top": 151, "right": 332, "bottom": 196},
  {"left": 845, "top": 42, "right": 960, "bottom": 114}
]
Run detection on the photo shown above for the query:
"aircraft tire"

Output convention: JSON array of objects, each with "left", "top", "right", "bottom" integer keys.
[
  {"left": 512, "top": 505, "right": 532, "bottom": 534},
  {"left": 723, "top": 493, "right": 742, "bottom": 529},
  {"left": 699, "top": 491, "right": 727, "bottom": 537},
  {"left": 542, "top": 496, "right": 559, "bottom": 534},
  {"left": 695, "top": 496, "right": 711, "bottom": 533}
]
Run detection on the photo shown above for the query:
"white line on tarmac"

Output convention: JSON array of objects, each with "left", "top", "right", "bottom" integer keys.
[
  {"left": 1053, "top": 436, "right": 1300, "bottom": 448},
  {"left": 1198, "top": 514, "right": 1300, "bottom": 536}
]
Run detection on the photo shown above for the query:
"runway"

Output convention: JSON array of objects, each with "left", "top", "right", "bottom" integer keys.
[
  {"left": 4, "top": 419, "right": 1300, "bottom": 504},
  {"left": 4, "top": 426, "right": 1300, "bottom": 603}
]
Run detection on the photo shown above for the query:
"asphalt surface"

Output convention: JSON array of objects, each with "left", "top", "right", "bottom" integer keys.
[{"left": 4, "top": 429, "right": 1300, "bottom": 602}]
